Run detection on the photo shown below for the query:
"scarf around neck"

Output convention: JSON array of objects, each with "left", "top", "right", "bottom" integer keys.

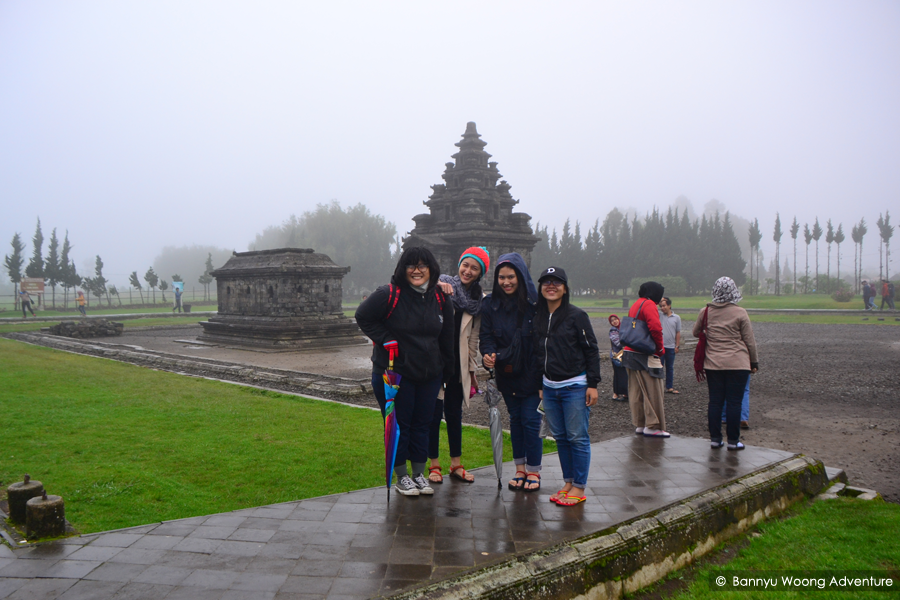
[{"left": 442, "top": 274, "right": 483, "bottom": 316}]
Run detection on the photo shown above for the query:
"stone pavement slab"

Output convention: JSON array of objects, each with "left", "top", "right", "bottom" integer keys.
[{"left": 0, "top": 436, "right": 795, "bottom": 599}]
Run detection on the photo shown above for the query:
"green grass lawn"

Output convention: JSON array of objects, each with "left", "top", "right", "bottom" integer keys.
[
  {"left": 0, "top": 303, "right": 217, "bottom": 318},
  {"left": 0, "top": 338, "right": 552, "bottom": 534},
  {"left": 633, "top": 498, "right": 900, "bottom": 600}
]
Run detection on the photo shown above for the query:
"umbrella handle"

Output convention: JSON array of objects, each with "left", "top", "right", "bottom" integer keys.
[{"left": 488, "top": 368, "right": 494, "bottom": 380}]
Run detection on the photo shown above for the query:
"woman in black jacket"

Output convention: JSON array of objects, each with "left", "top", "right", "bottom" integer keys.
[
  {"left": 479, "top": 253, "right": 542, "bottom": 491},
  {"left": 534, "top": 266, "right": 601, "bottom": 507},
  {"left": 355, "top": 247, "right": 454, "bottom": 496}
]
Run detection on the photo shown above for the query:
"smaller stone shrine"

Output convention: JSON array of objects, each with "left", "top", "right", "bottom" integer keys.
[{"left": 198, "top": 248, "right": 364, "bottom": 349}]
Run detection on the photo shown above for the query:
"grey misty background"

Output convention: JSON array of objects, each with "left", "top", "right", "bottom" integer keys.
[{"left": 2, "top": 2, "right": 898, "bottom": 293}]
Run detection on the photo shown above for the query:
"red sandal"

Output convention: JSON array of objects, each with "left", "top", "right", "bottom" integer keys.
[
  {"left": 428, "top": 466, "right": 443, "bottom": 484},
  {"left": 556, "top": 493, "right": 587, "bottom": 507},
  {"left": 550, "top": 489, "right": 569, "bottom": 504},
  {"left": 523, "top": 473, "right": 541, "bottom": 492},
  {"left": 450, "top": 465, "right": 474, "bottom": 483}
]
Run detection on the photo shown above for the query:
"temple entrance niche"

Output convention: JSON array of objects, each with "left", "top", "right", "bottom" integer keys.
[
  {"left": 403, "top": 122, "right": 539, "bottom": 278},
  {"left": 198, "top": 248, "right": 363, "bottom": 349}
]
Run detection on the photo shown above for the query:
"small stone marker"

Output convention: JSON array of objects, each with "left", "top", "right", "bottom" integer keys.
[
  {"left": 6, "top": 474, "right": 44, "bottom": 523},
  {"left": 26, "top": 491, "right": 66, "bottom": 539}
]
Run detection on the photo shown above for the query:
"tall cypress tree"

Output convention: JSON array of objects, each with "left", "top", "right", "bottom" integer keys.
[
  {"left": 45, "top": 228, "right": 61, "bottom": 308},
  {"left": 4, "top": 233, "right": 26, "bottom": 308},
  {"left": 812, "top": 218, "right": 823, "bottom": 292},
  {"left": 773, "top": 214, "right": 783, "bottom": 295},
  {"left": 790, "top": 217, "right": 800, "bottom": 294}
]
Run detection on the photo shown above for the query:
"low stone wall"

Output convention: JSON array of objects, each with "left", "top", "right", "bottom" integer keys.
[
  {"left": 386, "top": 456, "right": 828, "bottom": 600},
  {"left": 45, "top": 319, "right": 124, "bottom": 338}
]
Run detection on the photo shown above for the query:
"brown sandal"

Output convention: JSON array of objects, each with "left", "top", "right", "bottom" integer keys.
[
  {"left": 450, "top": 465, "right": 474, "bottom": 483},
  {"left": 428, "top": 466, "right": 443, "bottom": 484}
]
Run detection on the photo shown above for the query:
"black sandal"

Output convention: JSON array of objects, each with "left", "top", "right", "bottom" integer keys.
[
  {"left": 523, "top": 473, "right": 541, "bottom": 492},
  {"left": 508, "top": 470, "right": 526, "bottom": 491}
]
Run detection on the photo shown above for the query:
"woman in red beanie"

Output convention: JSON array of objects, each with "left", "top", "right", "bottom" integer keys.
[{"left": 429, "top": 246, "right": 490, "bottom": 483}]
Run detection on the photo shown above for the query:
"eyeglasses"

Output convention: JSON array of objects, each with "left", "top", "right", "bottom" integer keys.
[
  {"left": 542, "top": 279, "right": 563, "bottom": 288},
  {"left": 406, "top": 263, "right": 429, "bottom": 273}
]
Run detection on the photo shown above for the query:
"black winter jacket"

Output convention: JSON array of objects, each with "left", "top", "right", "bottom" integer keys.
[
  {"left": 355, "top": 280, "right": 455, "bottom": 383},
  {"left": 534, "top": 305, "right": 602, "bottom": 389},
  {"left": 479, "top": 294, "right": 540, "bottom": 397}
]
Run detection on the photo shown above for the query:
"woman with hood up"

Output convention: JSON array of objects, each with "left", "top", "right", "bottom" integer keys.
[
  {"left": 479, "top": 253, "right": 543, "bottom": 491},
  {"left": 534, "top": 266, "right": 601, "bottom": 506},
  {"left": 621, "top": 282, "right": 668, "bottom": 438},
  {"left": 355, "top": 247, "right": 455, "bottom": 496},
  {"left": 427, "top": 247, "right": 490, "bottom": 484},
  {"left": 693, "top": 276, "right": 758, "bottom": 451}
]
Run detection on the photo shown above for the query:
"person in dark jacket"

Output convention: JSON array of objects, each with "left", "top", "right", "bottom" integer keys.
[
  {"left": 622, "top": 281, "right": 669, "bottom": 438},
  {"left": 480, "top": 253, "right": 542, "bottom": 491},
  {"left": 534, "top": 267, "right": 601, "bottom": 507},
  {"left": 608, "top": 315, "right": 628, "bottom": 401},
  {"left": 355, "top": 247, "right": 455, "bottom": 496}
]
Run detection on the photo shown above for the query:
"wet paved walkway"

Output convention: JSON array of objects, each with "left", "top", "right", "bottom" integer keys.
[{"left": 0, "top": 437, "right": 794, "bottom": 600}]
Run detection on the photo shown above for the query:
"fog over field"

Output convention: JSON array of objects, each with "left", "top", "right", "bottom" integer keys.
[{"left": 2, "top": 1, "right": 898, "bottom": 285}]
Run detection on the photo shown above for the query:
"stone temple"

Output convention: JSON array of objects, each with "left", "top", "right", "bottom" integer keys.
[
  {"left": 403, "top": 122, "right": 539, "bottom": 277},
  {"left": 198, "top": 248, "right": 362, "bottom": 349}
]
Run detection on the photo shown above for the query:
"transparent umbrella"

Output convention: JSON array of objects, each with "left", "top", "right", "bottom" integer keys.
[{"left": 484, "top": 370, "right": 504, "bottom": 489}]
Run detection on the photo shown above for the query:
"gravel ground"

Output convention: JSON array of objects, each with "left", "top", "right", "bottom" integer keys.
[{"left": 460, "top": 319, "right": 900, "bottom": 503}]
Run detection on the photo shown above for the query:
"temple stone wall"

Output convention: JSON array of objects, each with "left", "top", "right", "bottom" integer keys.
[{"left": 218, "top": 276, "right": 343, "bottom": 317}]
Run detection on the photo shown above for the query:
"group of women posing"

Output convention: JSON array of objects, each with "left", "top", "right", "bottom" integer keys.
[
  {"left": 356, "top": 246, "right": 601, "bottom": 507},
  {"left": 355, "top": 246, "right": 758, "bottom": 506}
]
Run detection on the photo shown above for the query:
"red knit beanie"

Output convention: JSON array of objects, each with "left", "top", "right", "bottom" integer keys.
[{"left": 458, "top": 246, "right": 490, "bottom": 276}]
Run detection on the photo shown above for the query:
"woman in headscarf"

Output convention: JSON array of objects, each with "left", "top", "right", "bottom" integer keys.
[
  {"left": 428, "top": 247, "right": 490, "bottom": 484},
  {"left": 479, "top": 253, "right": 542, "bottom": 491},
  {"left": 607, "top": 315, "right": 628, "bottom": 401},
  {"left": 693, "top": 276, "right": 758, "bottom": 451},
  {"left": 621, "top": 282, "right": 668, "bottom": 437},
  {"left": 355, "top": 247, "right": 455, "bottom": 496}
]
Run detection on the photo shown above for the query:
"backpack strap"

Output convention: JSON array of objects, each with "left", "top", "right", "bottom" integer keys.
[
  {"left": 385, "top": 284, "right": 401, "bottom": 320},
  {"left": 435, "top": 288, "right": 444, "bottom": 312}
]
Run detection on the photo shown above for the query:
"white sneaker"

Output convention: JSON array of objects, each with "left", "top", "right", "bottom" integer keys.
[
  {"left": 395, "top": 475, "right": 420, "bottom": 496},
  {"left": 412, "top": 474, "right": 434, "bottom": 495},
  {"left": 635, "top": 427, "right": 644, "bottom": 435}
]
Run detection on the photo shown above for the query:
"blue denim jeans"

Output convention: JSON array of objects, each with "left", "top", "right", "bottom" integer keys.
[
  {"left": 663, "top": 347, "right": 676, "bottom": 390},
  {"left": 706, "top": 370, "right": 750, "bottom": 444},
  {"left": 372, "top": 371, "right": 441, "bottom": 468},
  {"left": 503, "top": 391, "right": 543, "bottom": 471},
  {"left": 542, "top": 384, "right": 591, "bottom": 487},
  {"left": 721, "top": 375, "right": 750, "bottom": 422}
]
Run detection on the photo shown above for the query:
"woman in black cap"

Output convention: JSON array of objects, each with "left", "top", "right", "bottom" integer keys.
[{"left": 534, "top": 266, "right": 601, "bottom": 507}]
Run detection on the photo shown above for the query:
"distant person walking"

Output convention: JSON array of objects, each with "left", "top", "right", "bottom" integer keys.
[
  {"left": 607, "top": 315, "right": 628, "bottom": 401},
  {"left": 173, "top": 286, "right": 183, "bottom": 313},
  {"left": 622, "top": 282, "right": 669, "bottom": 438},
  {"left": 862, "top": 280, "right": 875, "bottom": 311},
  {"left": 881, "top": 280, "right": 895, "bottom": 311},
  {"left": 694, "top": 276, "right": 758, "bottom": 451},
  {"left": 534, "top": 267, "right": 601, "bottom": 506},
  {"left": 355, "top": 247, "right": 454, "bottom": 497},
  {"left": 20, "top": 291, "right": 35, "bottom": 318},
  {"left": 76, "top": 291, "right": 87, "bottom": 316},
  {"left": 658, "top": 297, "right": 682, "bottom": 395},
  {"left": 480, "top": 253, "right": 543, "bottom": 491},
  {"left": 429, "top": 247, "right": 490, "bottom": 485}
]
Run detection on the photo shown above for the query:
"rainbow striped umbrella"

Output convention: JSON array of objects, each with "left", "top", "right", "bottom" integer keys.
[{"left": 382, "top": 352, "right": 401, "bottom": 502}]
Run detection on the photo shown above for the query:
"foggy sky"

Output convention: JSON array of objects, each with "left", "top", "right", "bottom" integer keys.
[{"left": 2, "top": 1, "right": 898, "bottom": 285}]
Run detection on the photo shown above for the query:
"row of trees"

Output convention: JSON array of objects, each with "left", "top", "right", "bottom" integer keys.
[
  {"left": 4, "top": 219, "right": 218, "bottom": 309},
  {"left": 530, "top": 208, "right": 746, "bottom": 295},
  {"left": 753, "top": 211, "right": 893, "bottom": 296}
]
